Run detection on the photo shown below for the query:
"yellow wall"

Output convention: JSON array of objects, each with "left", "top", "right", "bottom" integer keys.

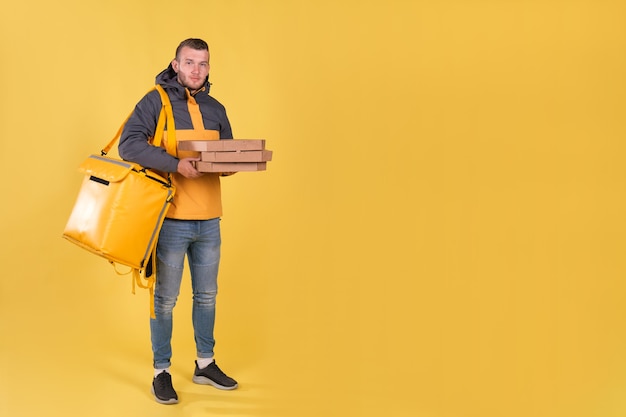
[{"left": 1, "top": 1, "right": 626, "bottom": 416}]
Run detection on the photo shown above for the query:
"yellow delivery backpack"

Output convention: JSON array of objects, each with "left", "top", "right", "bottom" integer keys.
[{"left": 63, "top": 85, "right": 177, "bottom": 317}]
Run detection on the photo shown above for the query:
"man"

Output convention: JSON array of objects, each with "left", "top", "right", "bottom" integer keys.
[{"left": 119, "top": 38, "right": 237, "bottom": 405}]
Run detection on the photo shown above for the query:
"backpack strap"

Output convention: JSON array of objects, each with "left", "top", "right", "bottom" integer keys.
[
  {"left": 154, "top": 84, "right": 178, "bottom": 156},
  {"left": 103, "top": 85, "right": 177, "bottom": 319}
]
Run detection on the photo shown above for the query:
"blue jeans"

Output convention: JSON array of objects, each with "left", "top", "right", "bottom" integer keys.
[{"left": 151, "top": 218, "right": 221, "bottom": 369}]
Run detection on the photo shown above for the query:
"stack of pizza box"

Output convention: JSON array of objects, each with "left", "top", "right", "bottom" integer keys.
[{"left": 178, "top": 139, "right": 272, "bottom": 172}]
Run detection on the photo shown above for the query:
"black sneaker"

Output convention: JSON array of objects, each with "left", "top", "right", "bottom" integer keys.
[
  {"left": 151, "top": 371, "right": 179, "bottom": 404},
  {"left": 192, "top": 361, "right": 238, "bottom": 390}
]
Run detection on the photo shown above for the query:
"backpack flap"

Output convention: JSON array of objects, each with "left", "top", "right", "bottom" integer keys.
[{"left": 79, "top": 155, "right": 139, "bottom": 183}]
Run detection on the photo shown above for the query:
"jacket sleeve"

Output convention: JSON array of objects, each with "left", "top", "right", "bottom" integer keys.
[
  {"left": 220, "top": 108, "right": 234, "bottom": 140},
  {"left": 118, "top": 90, "right": 180, "bottom": 173}
]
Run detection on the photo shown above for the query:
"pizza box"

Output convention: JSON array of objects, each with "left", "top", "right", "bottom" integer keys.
[
  {"left": 200, "top": 150, "right": 273, "bottom": 162},
  {"left": 195, "top": 161, "right": 267, "bottom": 172},
  {"left": 178, "top": 139, "right": 266, "bottom": 152}
]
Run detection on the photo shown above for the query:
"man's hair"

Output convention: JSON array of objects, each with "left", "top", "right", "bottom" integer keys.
[{"left": 175, "top": 38, "right": 209, "bottom": 60}]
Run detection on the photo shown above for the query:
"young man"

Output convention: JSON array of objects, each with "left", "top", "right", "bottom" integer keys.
[{"left": 119, "top": 38, "right": 237, "bottom": 405}]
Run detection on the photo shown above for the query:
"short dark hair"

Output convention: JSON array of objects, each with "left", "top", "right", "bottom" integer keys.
[{"left": 175, "top": 38, "right": 209, "bottom": 60}]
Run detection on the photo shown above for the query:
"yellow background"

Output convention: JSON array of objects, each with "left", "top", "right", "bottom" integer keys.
[{"left": 1, "top": 1, "right": 626, "bottom": 416}]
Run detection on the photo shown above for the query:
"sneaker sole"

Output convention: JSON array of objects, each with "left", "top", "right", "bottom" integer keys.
[
  {"left": 151, "top": 386, "right": 179, "bottom": 405},
  {"left": 192, "top": 375, "right": 238, "bottom": 390}
]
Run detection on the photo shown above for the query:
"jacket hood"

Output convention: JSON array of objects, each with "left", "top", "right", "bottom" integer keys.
[{"left": 155, "top": 63, "right": 211, "bottom": 95}]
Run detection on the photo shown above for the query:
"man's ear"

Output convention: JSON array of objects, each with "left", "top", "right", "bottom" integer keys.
[{"left": 171, "top": 59, "right": 179, "bottom": 73}]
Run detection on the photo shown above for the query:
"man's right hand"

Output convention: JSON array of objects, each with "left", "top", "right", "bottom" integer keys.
[{"left": 177, "top": 157, "right": 203, "bottom": 179}]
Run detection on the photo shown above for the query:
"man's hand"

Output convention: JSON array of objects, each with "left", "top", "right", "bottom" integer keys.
[{"left": 177, "top": 157, "right": 203, "bottom": 179}]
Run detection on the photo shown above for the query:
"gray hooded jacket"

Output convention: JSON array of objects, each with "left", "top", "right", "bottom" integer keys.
[{"left": 118, "top": 64, "right": 233, "bottom": 172}]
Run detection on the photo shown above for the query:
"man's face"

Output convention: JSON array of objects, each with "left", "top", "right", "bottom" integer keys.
[{"left": 171, "top": 46, "right": 210, "bottom": 91}]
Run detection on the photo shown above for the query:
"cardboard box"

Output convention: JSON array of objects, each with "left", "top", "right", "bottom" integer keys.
[
  {"left": 195, "top": 161, "right": 267, "bottom": 172},
  {"left": 180, "top": 139, "right": 272, "bottom": 172},
  {"left": 179, "top": 139, "right": 266, "bottom": 152},
  {"left": 201, "top": 150, "right": 273, "bottom": 162}
]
